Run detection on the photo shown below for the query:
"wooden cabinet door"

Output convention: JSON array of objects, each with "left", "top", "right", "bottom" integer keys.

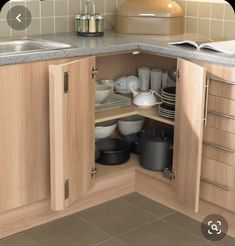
[
  {"left": 173, "top": 58, "right": 206, "bottom": 212},
  {"left": 49, "top": 57, "right": 95, "bottom": 211}
]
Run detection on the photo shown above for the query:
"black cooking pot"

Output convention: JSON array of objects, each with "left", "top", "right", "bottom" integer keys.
[
  {"left": 140, "top": 131, "right": 173, "bottom": 171},
  {"left": 96, "top": 138, "right": 131, "bottom": 165},
  {"left": 124, "top": 133, "right": 142, "bottom": 154}
]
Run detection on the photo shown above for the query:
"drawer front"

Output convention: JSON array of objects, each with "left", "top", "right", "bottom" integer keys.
[
  {"left": 200, "top": 158, "right": 235, "bottom": 212},
  {"left": 208, "top": 95, "right": 235, "bottom": 118},
  {"left": 202, "top": 144, "right": 235, "bottom": 167},
  {"left": 209, "top": 79, "right": 235, "bottom": 100},
  {"left": 203, "top": 127, "right": 235, "bottom": 151},
  {"left": 207, "top": 112, "right": 235, "bottom": 133},
  {"left": 200, "top": 182, "right": 235, "bottom": 212},
  {"left": 201, "top": 157, "right": 233, "bottom": 188}
]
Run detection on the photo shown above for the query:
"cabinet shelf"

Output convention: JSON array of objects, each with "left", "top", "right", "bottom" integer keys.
[
  {"left": 95, "top": 154, "right": 171, "bottom": 184},
  {"left": 95, "top": 105, "right": 175, "bottom": 126}
]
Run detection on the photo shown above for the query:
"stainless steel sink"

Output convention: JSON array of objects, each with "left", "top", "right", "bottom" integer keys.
[{"left": 0, "top": 38, "right": 73, "bottom": 55}]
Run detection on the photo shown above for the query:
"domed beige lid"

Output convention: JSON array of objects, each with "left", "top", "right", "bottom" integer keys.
[{"left": 117, "top": 0, "right": 184, "bottom": 18}]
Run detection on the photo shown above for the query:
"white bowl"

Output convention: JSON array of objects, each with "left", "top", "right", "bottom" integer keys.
[
  {"left": 95, "top": 121, "right": 117, "bottom": 139},
  {"left": 126, "top": 76, "right": 141, "bottom": 91},
  {"left": 118, "top": 115, "right": 145, "bottom": 136},
  {"left": 115, "top": 76, "right": 140, "bottom": 94},
  {"left": 96, "top": 85, "right": 111, "bottom": 105}
]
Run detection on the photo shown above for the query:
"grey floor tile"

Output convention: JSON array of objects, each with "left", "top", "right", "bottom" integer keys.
[
  {"left": 164, "top": 212, "right": 204, "bottom": 239},
  {"left": 77, "top": 198, "right": 156, "bottom": 236},
  {"left": 214, "top": 235, "right": 235, "bottom": 246},
  {"left": 122, "top": 192, "right": 175, "bottom": 218},
  {"left": 29, "top": 215, "right": 111, "bottom": 246},
  {"left": 0, "top": 232, "right": 38, "bottom": 246},
  {"left": 118, "top": 219, "right": 204, "bottom": 246},
  {"left": 95, "top": 238, "right": 127, "bottom": 246}
]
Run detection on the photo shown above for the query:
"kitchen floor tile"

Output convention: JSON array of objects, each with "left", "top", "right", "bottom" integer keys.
[
  {"left": 0, "top": 233, "right": 38, "bottom": 246},
  {"left": 164, "top": 212, "right": 204, "bottom": 239},
  {"left": 118, "top": 219, "right": 204, "bottom": 246},
  {"left": 214, "top": 235, "right": 235, "bottom": 246},
  {"left": 29, "top": 215, "right": 111, "bottom": 246},
  {"left": 77, "top": 198, "right": 156, "bottom": 236},
  {"left": 122, "top": 192, "right": 175, "bottom": 218},
  {"left": 95, "top": 238, "right": 127, "bottom": 246}
]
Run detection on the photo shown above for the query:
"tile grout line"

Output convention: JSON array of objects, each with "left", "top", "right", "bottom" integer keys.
[{"left": 120, "top": 196, "right": 177, "bottom": 220}]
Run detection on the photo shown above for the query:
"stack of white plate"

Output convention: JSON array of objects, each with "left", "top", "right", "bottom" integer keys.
[{"left": 159, "top": 86, "right": 176, "bottom": 119}]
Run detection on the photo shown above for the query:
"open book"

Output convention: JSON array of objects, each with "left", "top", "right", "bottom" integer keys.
[{"left": 169, "top": 40, "right": 235, "bottom": 55}]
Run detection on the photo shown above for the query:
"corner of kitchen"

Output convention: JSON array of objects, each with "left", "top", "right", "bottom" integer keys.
[{"left": 0, "top": 0, "right": 235, "bottom": 245}]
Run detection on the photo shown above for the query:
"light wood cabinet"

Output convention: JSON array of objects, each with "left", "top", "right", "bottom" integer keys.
[{"left": 49, "top": 58, "right": 96, "bottom": 211}]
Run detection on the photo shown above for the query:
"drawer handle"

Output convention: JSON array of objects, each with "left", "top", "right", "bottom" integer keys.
[
  {"left": 207, "top": 110, "right": 235, "bottom": 120},
  {"left": 207, "top": 75, "right": 235, "bottom": 85},
  {"left": 204, "top": 78, "right": 210, "bottom": 126},
  {"left": 203, "top": 139, "right": 235, "bottom": 153},
  {"left": 201, "top": 177, "right": 231, "bottom": 191}
]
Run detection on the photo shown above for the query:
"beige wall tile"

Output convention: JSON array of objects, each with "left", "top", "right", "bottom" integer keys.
[
  {"left": 55, "top": 17, "right": 68, "bottom": 33},
  {"left": 0, "top": 20, "right": 10, "bottom": 37},
  {"left": 185, "top": 17, "right": 198, "bottom": 33},
  {"left": 106, "top": 0, "right": 117, "bottom": 14},
  {"left": 186, "top": 1, "right": 198, "bottom": 17},
  {"left": 223, "top": 21, "right": 235, "bottom": 39},
  {"left": 55, "top": 0, "right": 68, "bottom": 17},
  {"left": 26, "top": 1, "right": 40, "bottom": 19},
  {"left": 198, "top": 18, "right": 210, "bottom": 35},
  {"left": 211, "top": 3, "right": 224, "bottom": 20},
  {"left": 26, "top": 18, "right": 40, "bottom": 36},
  {"left": 68, "top": 0, "right": 81, "bottom": 16},
  {"left": 198, "top": 2, "right": 211, "bottom": 18},
  {"left": 210, "top": 20, "right": 223, "bottom": 38},
  {"left": 41, "top": 18, "right": 55, "bottom": 34},
  {"left": 40, "top": 1, "right": 54, "bottom": 18}
]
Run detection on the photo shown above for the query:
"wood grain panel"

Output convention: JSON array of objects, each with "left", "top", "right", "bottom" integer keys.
[
  {"left": 207, "top": 112, "right": 235, "bottom": 133},
  {"left": 209, "top": 79, "right": 235, "bottom": 100},
  {"left": 172, "top": 58, "right": 206, "bottom": 212},
  {"left": 203, "top": 126, "right": 235, "bottom": 150},
  {"left": 208, "top": 95, "right": 235, "bottom": 118},
  {"left": 49, "top": 57, "right": 96, "bottom": 210}
]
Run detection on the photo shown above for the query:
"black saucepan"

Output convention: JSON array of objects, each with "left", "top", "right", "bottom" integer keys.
[{"left": 95, "top": 138, "right": 131, "bottom": 165}]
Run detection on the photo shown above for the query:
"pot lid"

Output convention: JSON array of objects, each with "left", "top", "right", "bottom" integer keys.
[{"left": 117, "top": 0, "right": 183, "bottom": 18}]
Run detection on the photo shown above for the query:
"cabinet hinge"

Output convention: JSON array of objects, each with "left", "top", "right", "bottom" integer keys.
[
  {"left": 176, "top": 70, "right": 180, "bottom": 81},
  {"left": 64, "top": 72, "right": 69, "bottom": 94},
  {"left": 163, "top": 168, "right": 176, "bottom": 181},
  {"left": 91, "top": 67, "right": 98, "bottom": 79},
  {"left": 91, "top": 167, "right": 97, "bottom": 178},
  {"left": 64, "top": 179, "right": 69, "bottom": 200}
]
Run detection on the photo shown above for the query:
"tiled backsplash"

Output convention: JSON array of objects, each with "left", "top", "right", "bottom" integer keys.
[
  {"left": 179, "top": 0, "right": 235, "bottom": 39},
  {"left": 0, "top": 0, "right": 234, "bottom": 39}
]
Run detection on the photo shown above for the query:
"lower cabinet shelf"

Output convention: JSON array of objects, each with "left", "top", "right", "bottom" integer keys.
[{"left": 95, "top": 154, "right": 171, "bottom": 184}]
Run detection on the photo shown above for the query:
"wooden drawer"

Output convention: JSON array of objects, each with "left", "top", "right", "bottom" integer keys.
[
  {"left": 202, "top": 144, "right": 235, "bottom": 167},
  {"left": 209, "top": 79, "right": 235, "bottom": 100},
  {"left": 201, "top": 157, "right": 233, "bottom": 188},
  {"left": 200, "top": 159, "right": 235, "bottom": 212},
  {"left": 207, "top": 112, "right": 235, "bottom": 133},
  {"left": 208, "top": 95, "right": 235, "bottom": 118},
  {"left": 203, "top": 127, "right": 235, "bottom": 151}
]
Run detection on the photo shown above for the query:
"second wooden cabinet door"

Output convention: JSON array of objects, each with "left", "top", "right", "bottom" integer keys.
[
  {"left": 173, "top": 58, "right": 206, "bottom": 212},
  {"left": 49, "top": 57, "right": 96, "bottom": 211}
]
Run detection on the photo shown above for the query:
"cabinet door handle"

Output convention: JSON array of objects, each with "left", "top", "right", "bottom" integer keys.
[
  {"left": 207, "top": 110, "right": 235, "bottom": 120},
  {"left": 203, "top": 139, "right": 235, "bottom": 153},
  {"left": 201, "top": 177, "right": 231, "bottom": 191},
  {"left": 204, "top": 78, "right": 210, "bottom": 126},
  {"left": 207, "top": 75, "right": 235, "bottom": 85}
]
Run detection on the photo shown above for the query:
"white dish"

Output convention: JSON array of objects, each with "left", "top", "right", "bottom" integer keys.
[
  {"left": 95, "top": 121, "right": 117, "bottom": 139},
  {"left": 118, "top": 115, "right": 145, "bottom": 136},
  {"left": 95, "top": 85, "right": 111, "bottom": 105}
]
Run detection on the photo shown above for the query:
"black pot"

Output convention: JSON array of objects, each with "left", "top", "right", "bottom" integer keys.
[
  {"left": 96, "top": 138, "right": 131, "bottom": 165},
  {"left": 124, "top": 133, "right": 141, "bottom": 154},
  {"left": 140, "top": 131, "right": 173, "bottom": 171}
]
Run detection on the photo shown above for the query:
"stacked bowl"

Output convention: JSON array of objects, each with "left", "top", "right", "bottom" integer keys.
[{"left": 159, "top": 86, "right": 176, "bottom": 119}]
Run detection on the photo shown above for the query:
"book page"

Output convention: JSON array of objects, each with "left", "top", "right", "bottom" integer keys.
[{"left": 199, "top": 40, "right": 235, "bottom": 54}]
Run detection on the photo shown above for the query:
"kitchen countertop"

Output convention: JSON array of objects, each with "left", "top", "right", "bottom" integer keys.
[{"left": 1, "top": 32, "right": 235, "bottom": 66}]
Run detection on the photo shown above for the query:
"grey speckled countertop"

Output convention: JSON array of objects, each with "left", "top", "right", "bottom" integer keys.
[{"left": 1, "top": 32, "right": 235, "bottom": 66}]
